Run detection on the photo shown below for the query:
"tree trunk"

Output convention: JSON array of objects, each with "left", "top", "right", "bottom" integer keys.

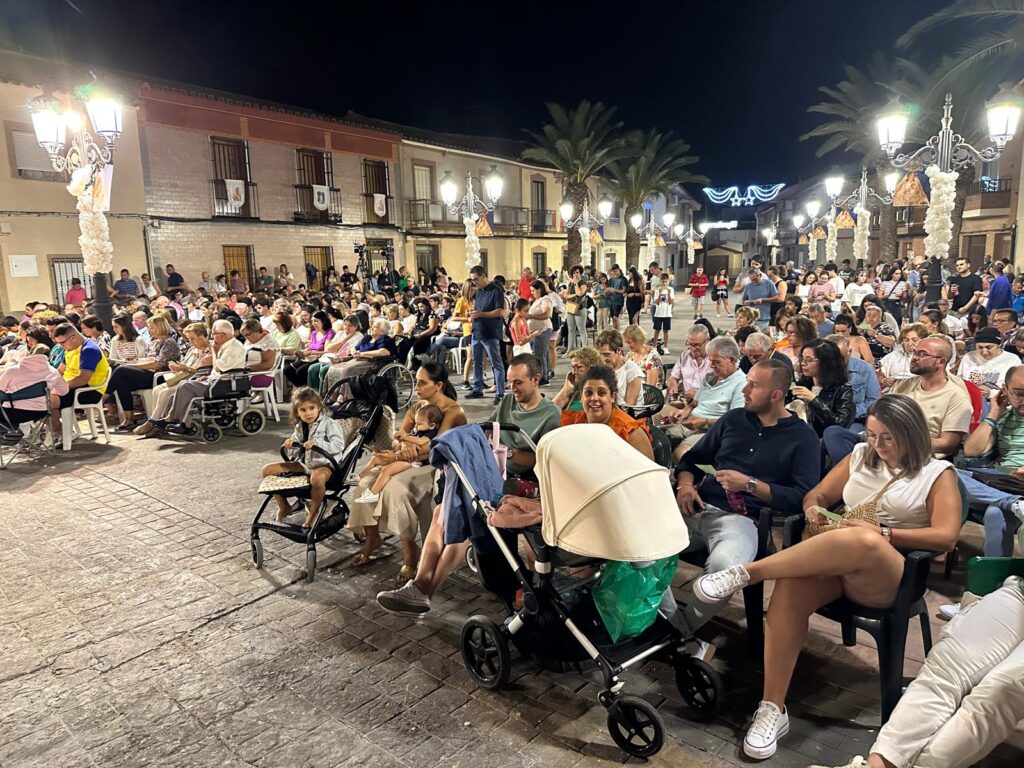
[
  {"left": 564, "top": 182, "right": 588, "bottom": 268},
  {"left": 874, "top": 163, "right": 897, "bottom": 264},
  {"left": 625, "top": 203, "right": 641, "bottom": 269},
  {"left": 948, "top": 163, "right": 976, "bottom": 263}
]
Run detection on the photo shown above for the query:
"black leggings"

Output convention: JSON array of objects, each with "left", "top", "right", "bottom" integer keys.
[
  {"left": 107, "top": 366, "right": 158, "bottom": 412},
  {"left": 285, "top": 360, "right": 314, "bottom": 387}
]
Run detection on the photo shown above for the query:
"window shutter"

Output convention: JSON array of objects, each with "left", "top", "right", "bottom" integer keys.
[{"left": 13, "top": 130, "right": 60, "bottom": 173}]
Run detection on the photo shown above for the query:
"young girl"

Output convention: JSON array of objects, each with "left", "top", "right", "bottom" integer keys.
[
  {"left": 714, "top": 269, "right": 731, "bottom": 317},
  {"left": 260, "top": 387, "right": 346, "bottom": 528},
  {"left": 509, "top": 299, "right": 532, "bottom": 355},
  {"left": 354, "top": 404, "right": 442, "bottom": 504}
]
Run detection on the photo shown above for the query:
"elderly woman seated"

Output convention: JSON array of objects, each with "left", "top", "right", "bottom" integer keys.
[
  {"left": 692, "top": 395, "right": 961, "bottom": 760},
  {"left": 322, "top": 317, "right": 398, "bottom": 403},
  {"left": 133, "top": 323, "right": 212, "bottom": 437}
]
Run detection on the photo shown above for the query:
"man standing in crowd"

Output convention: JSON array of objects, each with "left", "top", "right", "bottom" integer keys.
[
  {"left": 945, "top": 256, "right": 982, "bottom": 316},
  {"left": 518, "top": 267, "right": 534, "bottom": 301},
  {"left": 607, "top": 264, "right": 627, "bottom": 329},
  {"left": 741, "top": 269, "right": 778, "bottom": 329},
  {"left": 164, "top": 264, "right": 187, "bottom": 293},
  {"left": 467, "top": 265, "right": 506, "bottom": 405},
  {"left": 987, "top": 262, "right": 1013, "bottom": 312}
]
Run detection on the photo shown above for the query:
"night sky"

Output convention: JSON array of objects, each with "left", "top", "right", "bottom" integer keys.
[{"left": 5, "top": 0, "right": 959, "bottom": 186}]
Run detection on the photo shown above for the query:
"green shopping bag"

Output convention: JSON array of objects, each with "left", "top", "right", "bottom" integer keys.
[{"left": 591, "top": 556, "right": 678, "bottom": 642}]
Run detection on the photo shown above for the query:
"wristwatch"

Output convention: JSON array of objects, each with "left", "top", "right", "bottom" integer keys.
[
  {"left": 745, "top": 476, "right": 758, "bottom": 494},
  {"left": 880, "top": 525, "right": 892, "bottom": 541}
]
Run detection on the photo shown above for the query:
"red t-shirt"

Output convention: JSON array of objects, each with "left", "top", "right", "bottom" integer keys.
[
  {"left": 689, "top": 273, "right": 710, "bottom": 298},
  {"left": 518, "top": 278, "right": 533, "bottom": 301}
]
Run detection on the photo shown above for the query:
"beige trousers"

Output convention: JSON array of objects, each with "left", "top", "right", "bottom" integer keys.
[
  {"left": 347, "top": 463, "right": 436, "bottom": 542},
  {"left": 873, "top": 578, "right": 1024, "bottom": 768}
]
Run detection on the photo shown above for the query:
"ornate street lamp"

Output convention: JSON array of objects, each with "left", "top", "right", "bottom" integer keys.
[
  {"left": 877, "top": 87, "right": 1021, "bottom": 300},
  {"left": 559, "top": 193, "right": 612, "bottom": 268},
  {"left": 29, "top": 82, "right": 123, "bottom": 327},
  {"left": 631, "top": 208, "right": 671, "bottom": 266},
  {"left": 440, "top": 165, "right": 503, "bottom": 268}
]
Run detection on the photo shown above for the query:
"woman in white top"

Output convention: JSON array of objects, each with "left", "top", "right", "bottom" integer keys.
[
  {"left": 109, "top": 313, "right": 148, "bottom": 364},
  {"left": 595, "top": 328, "right": 643, "bottom": 406},
  {"left": 691, "top": 395, "right": 961, "bottom": 760},
  {"left": 878, "top": 322, "right": 926, "bottom": 389},
  {"left": 956, "top": 326, "right": 1019, "bottom": 399},
  {"left": 525, "top": 280, "right": 554, "bottom": 383}
]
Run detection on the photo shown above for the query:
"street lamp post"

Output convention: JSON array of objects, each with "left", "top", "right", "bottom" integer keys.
[
  {"left": 29, "top": 83, "right": 123, "bottom": 329},
  {"left": 631, "top": 209, "right": 673, "bottom": 268},
  {"left": 877, "top": 86, "right": 1022, "bottom": 301},
  {"left": 439, "top": 166, "right": 504, "bottom": 268},
  {"left": 559, "top": 194, "right": 613, "bottom": 269}
]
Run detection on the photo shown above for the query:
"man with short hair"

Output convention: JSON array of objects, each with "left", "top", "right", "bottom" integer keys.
[
  {"left": 164, "top": 264, "right": 187, "bottom": 293},
  {"left": 990, "top": 308, "right": 1020, "bottom": 356},
  {"left": 837, "top": 258, "right": 853, "bottom": 283},
  {"left": 340, "top": 265, "right": 357, "bottom": 288},
  {"left": 944, "top": 257, "right": 982, "bottom": 315},
  {"left": 197, "top": 271, "right": 215, "bottom": 293},
  {"left": 808, "top": 303, "right": 834, "bottom": 338},
  {"left": 652, "top": 272, "right": 676, "bottom": 348},
  {"left": 934, "top": 298, "right": 965, "bottom": 338},
  {"left": 255, "top": 299, "right": 275, "bottom": 331},
  {"left": 667, "top": 325, "right": 712, "bottom": 399},
  {"left": 467, "top": 265, "right": 506, "bottom": 405},
  {"left": 49, "top": 323, "right": 109, "bottom": 437},
  {"left": 255, "top": 266, "right": 274, "bottom": 291},
  {"left": 132, "top": 310, "right": 152, "bottom": 343},
  {"left": 741, "top": 269, "right": 778, "bottom": 329},
  {"left": 674, "top": 359, "right": 819, "bottom": 643},
  {"left": 376, "top": 353, "right": 560, "bottom": 617},
  {"left": 661, "top": 335, "right": 746, "bottom": 461},
  {"left": 827, "top": 333, "right": 880, "bottom": 425},
  {"left": 160, "top": 320, "right": 246, "bottom": 430},
  {"left": 111, "top": 269, "right": 139, "bottom": 300},
  {"left": 607, "top": 264, "right": 627, "bottom": 329},
  {"left": 987, "top": 261, "right": 1013, "bottom": 311},
  {"left": 825, "top": 263, "right": 846, "bottom": 314},
  {"left": 739, "top": 332, "right": 794, "bottom": 378},
  {"left": 517, "top": 266, "right": 534, "bottom": 301}
]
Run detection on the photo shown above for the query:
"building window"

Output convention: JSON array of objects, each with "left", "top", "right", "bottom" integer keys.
[
  {"left": 964, "top": 235, "right": 987, "bottom": 267},
  {"left": 415, "top": 244, "right": 439, "bottom": 277},
  {"left": 532, "top": 250, "right": 547, "bottom": 275},
  {"left": 365, "top": 238, "right": 394, "bottom": 275},
  {"left": 211, "top": 137, "right": 258, "bottom": 218},
  {"left": 222, "top": 245, "right": 256, "bottom": 290},
  {"left": 362, "top": 159, "right": 391, "bottom": 224},
  {"left": 478, "top": 249, "right": 489, "bottom": 275},
  {"left": 11, "top": 129, "right": 62, "bottom": 181},
  {"left": 994, "top": 233, "right": 1013, "bottom": 263},
  {"left": 294, "top": 149, "right": 341, "bottom": 222},
  {"left": 50, "top": 256, "right": 91, "bottom": 304},
  {"left": 303, "top": 246, "right": 333, "bottom": 290},
  {"left": 413, "top": 164, "right": 433, "bottom": 201}
]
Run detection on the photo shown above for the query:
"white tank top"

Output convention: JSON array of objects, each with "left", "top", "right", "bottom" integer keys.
[{"left": 842, "top": 443, "right": 952, "bottom": 529}]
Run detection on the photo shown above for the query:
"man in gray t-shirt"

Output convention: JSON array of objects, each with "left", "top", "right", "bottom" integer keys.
[{"left": 740, "top": 270, "right": 778, "bottom": 327}]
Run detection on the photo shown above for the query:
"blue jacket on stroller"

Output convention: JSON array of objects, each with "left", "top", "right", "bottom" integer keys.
[{"left": 430, "top": 425, "right": 505, "bottom": 549}]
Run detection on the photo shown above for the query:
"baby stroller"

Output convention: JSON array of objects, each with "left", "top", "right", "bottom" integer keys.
[
  {"left": 447, "top": 423, "right": 723, "bottom": 758},
  {"left": 249, "top": 373, "right": 397, "bottom": 582}
]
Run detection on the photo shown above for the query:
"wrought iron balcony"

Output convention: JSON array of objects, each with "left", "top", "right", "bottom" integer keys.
[
  {"left": 531, "top": 209, "right": 555, "bottom": 233},
  {"left": 293, "top": 185, "right": 342, "bottom": 223},
  {"left": 492, "top": 205, "right": 530, "bottom": 233}
]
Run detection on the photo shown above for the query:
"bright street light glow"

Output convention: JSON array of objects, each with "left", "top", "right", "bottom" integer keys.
[
  {"left": 824, "top": 175, "right": 844, "bottom": 198},
  {"left": 662, "top": 211, "right": 676, "bottom": 228},
  {"left": 439, "top": 171, "right": 458, "bottom": 207},
  {"left": 597, "top": 194, "right": 614, "bottom": 220},
  {"left": 805, "top": 200, "right": 821, "bottom": 219},
  {"left": 629, "top": 212, "right": 643, "bottom": 229}
]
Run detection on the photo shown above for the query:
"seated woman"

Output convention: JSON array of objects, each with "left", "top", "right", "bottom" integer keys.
[
  {"left": 108, "top": 313, "right": 147, "bottom": 365},
  {"left": 560, "top": 364, "right": 653, "bottom": 460},
  {"left": 832, "top": 313, "right": 875, "bottom": 367},
  {"left": 623, "top": 325, "right": 663, "bottom": 387},
  {"left": 956, "top": 326, "right": 1019, "bottom": 401},
  {"left": 774, "top": 315, "right": 817, "bottom": 365},
  {"left": 879, "top": 323, "right": 928, "bottom": 390},
  {"left": 691, "top": 395, "right": 961, "bottom": 760},
  {"left": 305, "top": 314, "right": 364, "bottom": 393},
  {"left": 322, "top": 318, "right": 398, "bottom": 403},
  {"left": 348, "top": 361, "right": 466, "bottom": 583},
  {"left": 553, "top": 347, "right": 603, "bottom": 411},
  {"left": 0, "top": 345, "right": 68, "bottom": 430},
  {"left": 134, "top": 323, "right": 212, "bottom": 437},
  {"left": 270, "top": 311, "right": 302, "bottom": 357},
  {"left": 106, "top": 315, "right": 181, "bottom": 431},
  {"left": 858, "top": 304, "right": 897, "bottom": 365},
  {"left": 239, "top": 318, "right": 280, "bottom": 389},
  {"left": 789, "top": 338, "right": 855, "bottom": 438},
  {"left": 283, "top": 310, "right": 334, "bottom": 388}
]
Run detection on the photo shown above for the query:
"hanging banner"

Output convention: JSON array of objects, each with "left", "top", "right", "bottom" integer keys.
[
  {"left": 475, "top": 214, "right": 493, "bottom": 237},
  {"left": 312, "top": 184, "right": 329, "bottom": 211},
  {"left": 91, "top": 164, "right": 113, "bottom": 212},
  {"left": 224, "top": 179, "right": 245, "bottom": 209},
  {"left": 834, "top": 208, "right": 856, "bottom": 229},
  {"left": 589, "top": 229, "right": 603, "bottom": 246},
  {"left": 892, "top": 172, "right": 929, "bottom": 206},
  {"left": 373, "top": 193, "right": 387, "bottom": 217}
]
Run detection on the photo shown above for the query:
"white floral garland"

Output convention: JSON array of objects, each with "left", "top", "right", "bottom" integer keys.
[
  {"left": 67, "top": 164, "right": 115, "bottom": 276},
  {"left": 463, "top": 216, "right": 481, "bottom": 268},
  {"left": 923, "top": 164, "right": 958, "bottom": 260},
  {"left": 685, "top": 236, "right": 695, "bottom": 264},
  {"left": 852, "top": 205, "right": 870, "bottom": 264},
  {"left": 825, "top": 214, "right": 838, "bottom": 264}
]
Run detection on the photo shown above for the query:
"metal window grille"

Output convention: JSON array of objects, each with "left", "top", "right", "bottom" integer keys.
[
  {"left": 222, "top": 245, "right": 256, "bottom": 291},
  {"left": 415, "top": 245, "right": 439, "bottom": 277},
  {"left": 302, "top": 246, "right": 333, "bottom": 290},
  {"left": 362, "top": 160, "right": 392, "bottom": 224},
  {"left": 50, "top": 257, "right": 91, "bottom": 304},
  {"left": 365, "top": 238, "right": 394, "bottom": 274}
]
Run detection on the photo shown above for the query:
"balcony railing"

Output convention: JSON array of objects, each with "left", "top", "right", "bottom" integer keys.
[
  {"left": 531, "top": 209, "right": 555, "bottom": 233},
  {"left": 212, "top": 180, "right": 259, "bottom": 219},
  {"left": 492, "top": 205, "right": 529, "bottom": 233},
  {"left": 968, "top": 177, "right": 1012, "bottom": 195},
  {"left": 363, "top": 193, "right": 392, "bottom": 225},
  {"left": 293, "top": 185, "right": 343, "bottom": 223},
  {"left": 407, "top": 199, "right": 462, "bottom": 229}
]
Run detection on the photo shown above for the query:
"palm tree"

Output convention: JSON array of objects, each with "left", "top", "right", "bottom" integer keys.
[
  {"left": 898, "top": 0, "right": 1024, "bottom": 84},
  {"left": 800, "top": 53, "right": 901, "bottom": 262},
  {"left": 604, "top": 130, "right": 706, "bottom": 269},
  {"left": 522, "top": 101, "right": 630, "bottom": 266}
]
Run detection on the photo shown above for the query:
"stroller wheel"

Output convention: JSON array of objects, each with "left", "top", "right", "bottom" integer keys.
[
  {"left": 306, "top": 549, "right": 317, "bottom": 583},
  {"left": 606, "top": 695, "right": 664, "bottom": 758},
  {"left": 465, "top": 547, "right": 478, "bottom": 574},
  {"left": 460, "top": 615, "right": 510, "bottom": 690},
  {"left": 251, "top": 537, "right": 263, "bottom": 569},
  {"left": 674, "top": 656, "right": 723, "bottom": 721}
]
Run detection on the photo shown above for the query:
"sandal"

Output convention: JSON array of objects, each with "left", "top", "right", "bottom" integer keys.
[
  {"left": 352, "top": 549, "right": 383, "bottom": 567},
  {"left": 396, "top": 564, "right": 416, "bottom": 584}
]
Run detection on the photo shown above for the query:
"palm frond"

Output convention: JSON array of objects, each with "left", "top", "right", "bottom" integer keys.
[{"left": 899, "top": 0, "right": 1024, "bottom": 48}]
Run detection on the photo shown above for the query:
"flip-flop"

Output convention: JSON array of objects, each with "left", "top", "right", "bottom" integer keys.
[{"left": 352, "top": 549, "right": 384, "bottom": 567}]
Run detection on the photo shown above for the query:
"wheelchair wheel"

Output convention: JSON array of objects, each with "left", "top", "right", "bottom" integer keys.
[
  {"left": 674, "top": 655, "right": 723, "bottom": 721},
  {"left": 606, "top": 695, "right": 664, "bottom": 758},
  {"left": 201, "top": 424, "right": 222, "bottom": 443},
  {"left": 460, "top": 616, "right": 510, "bottom": 689},
  {"left": 238, "top": 408, "right": 265, "bottom": 436},
  {"left": 251, "top": 537, "right": 263, "bottom": 569},
  {"left": 381, "top": 364, "right": 414, "bottom": 410},
  {"left": 181, "top": 422, "right": 199, "bottom": 438},
  {"left": 214, "top": 412, "right": 235, "bottom": 428}
]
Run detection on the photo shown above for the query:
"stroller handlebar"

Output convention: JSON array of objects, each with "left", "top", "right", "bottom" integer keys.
[{"left": 278, "top": 444, "right": 344, "bottom": 477}]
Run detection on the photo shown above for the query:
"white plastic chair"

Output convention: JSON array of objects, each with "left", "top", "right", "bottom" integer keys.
[
  {"left": 61, "top": 367, "right": 112, "bottom": 451},
  {"left": 250, "top": 353, "right": 282, "bottom": 422},
  {"left": 447, "top": 336, "right": 470, "bottom": 373}
]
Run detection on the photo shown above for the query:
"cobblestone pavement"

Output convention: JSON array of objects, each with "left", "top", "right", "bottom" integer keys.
[{"left": 2, "top": 304, "right": 1022, "bottom": 768}]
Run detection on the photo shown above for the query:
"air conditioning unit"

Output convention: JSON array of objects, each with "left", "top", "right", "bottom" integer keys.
[{"left": 0, "top": 222, "right": 11, "bottom": 235}]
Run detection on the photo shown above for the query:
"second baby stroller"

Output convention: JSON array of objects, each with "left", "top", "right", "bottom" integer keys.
[{"left": 443, "top": 422, "right": 723, "bottom": 758}]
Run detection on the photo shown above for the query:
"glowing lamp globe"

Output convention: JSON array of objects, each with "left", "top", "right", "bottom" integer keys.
[
  {"left": 559, "top": 198, "right": 574, "bottom": 224},
  {"left": 824, "top": 175, "right": 845, "bottom": 198},
  {"left": 877, "top": 97, "right": 909, "bottom": 155},
  {"left": 662, "top": 211, "right": 676, "bottom": 229},
  {"left": 439, "top": 171, "right": 458, "bottom": 208},
  {"left": 597, "top": 194, "right": 613, "bottom": 220},
  {"left": 986, "top": 84, "right": 1022, "bottom": 149},
  {"left": 484, "top": 165, "right": 503, "bottom": 203},
  {"left": 672, "top": 223, "right": 685, "bottom": 238},
  {"left": 29, "top": 95, "right": 66, "bottom": 156},
  {"left": 629, "top": 212, "right": 643, "bottom": 230},
  {"left": 884, "top": 172, "right": 900, "bottom": 195},
  {"left": 805, "top": 200, "right": 821, "bottom": 220}
]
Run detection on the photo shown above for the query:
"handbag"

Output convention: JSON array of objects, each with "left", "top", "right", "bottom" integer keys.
[
  {"left": 802, "top": 476, "right": 898, "bottom": 540},
  {"left": 337, "top": 405, "right": 395, "bottom": 453},
  {"left": 565, "top": 300, "right": 580, "bottom": 315},
  {"left": 512, "top": 343, "right": 532, "bottom": 356},
  {"left": 489, "top": 421, "right": 508, "bottom": 479}
]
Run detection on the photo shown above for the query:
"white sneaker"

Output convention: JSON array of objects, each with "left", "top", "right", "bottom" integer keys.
[
  {"left": 376, "top": 581, "right": 432, "bottom": 616},
  {"left": 808, "top": 758, "right": 868, "bottom": 768},
  {"left": 743, "top": 700, "right": 789, "bottom": 759},
  {"left": 355, "top": 490, "right": 380, "bottom": 504},
  {"left": 1011, "top": 499, "right": 1024, "bottom": 522},
  {"left": 939, "top": 603, "right": 960, "bottom": 620},
  {"left": 693, "top": 564, "right": 750, "bottom": 603}
]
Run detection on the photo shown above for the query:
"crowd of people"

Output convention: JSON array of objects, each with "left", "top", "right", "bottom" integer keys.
[{"left": 2, "top": 253, "right": 1023, "bottom": 767}]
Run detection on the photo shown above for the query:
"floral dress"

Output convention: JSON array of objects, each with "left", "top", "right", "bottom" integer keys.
[{"left": 631, "top": 346, "right": 663, "bottom": 385}]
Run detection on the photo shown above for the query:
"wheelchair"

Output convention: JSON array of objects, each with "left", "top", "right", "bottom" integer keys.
[{"left": 174, "top": 370, "right": 267, "bottom": 444}]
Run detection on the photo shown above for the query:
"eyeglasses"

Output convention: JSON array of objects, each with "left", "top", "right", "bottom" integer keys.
[
  {"left": 864, "top": 431, "right": 895, "bottom": 446},
  {"left": 911, "top": 350, "right": 942, "bottom": 359},
  {"left": 686, "top": 342, "right": 706, "bottom": 349}
]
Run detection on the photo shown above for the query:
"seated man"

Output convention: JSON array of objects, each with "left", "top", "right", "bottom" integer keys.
[
  {"left": 824, "top": 337, "right": 972, "bottom": 465},
  {"left": 738, "top": 331, "right": 794, "bottom": 378},
  {"left": 660, "top": 336, "right": 746, "bottom": 463},
  {"left": 674, "top": 359, "right": 820, "bottom": 648},
  {"left": 666, "top": 324, "right": 711, "bottom": 401},
  {"left": 826, "top": 333, "right": 880, "bottom": 428},
  {"left": 956, "top": 364, "right": 1024, "bottom": 558},
  {"left": 375, "top": 353, "right": 561, "bottom": 616},
  {"left": 48, "top": 323, "right": 109, "bottom": 438}
]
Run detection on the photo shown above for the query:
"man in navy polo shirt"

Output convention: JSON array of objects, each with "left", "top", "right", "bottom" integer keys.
[{"left": 467, "top": 265, "right": 506, "bottom": 405}]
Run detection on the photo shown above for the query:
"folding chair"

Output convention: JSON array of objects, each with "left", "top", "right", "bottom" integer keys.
[{"left": 0, "top": 382, "right": 53, "bottom": 468}]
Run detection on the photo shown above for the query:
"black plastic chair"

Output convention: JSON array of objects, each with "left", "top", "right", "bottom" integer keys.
[{"left": 780, "top": 475, "right": 968, "bottom": 723}]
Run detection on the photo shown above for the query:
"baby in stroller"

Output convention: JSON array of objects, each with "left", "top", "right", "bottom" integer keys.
[
  {"left": 260, "top": 386, "right": 345, "bottom": 527},
  {"left": 354, "top": 403, "right": 441, "bottom": 505}
]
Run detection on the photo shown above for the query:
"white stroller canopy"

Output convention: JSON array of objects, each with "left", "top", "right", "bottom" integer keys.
[{"left": 537, "top": 424, "right": 689, "bottom": 562}]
